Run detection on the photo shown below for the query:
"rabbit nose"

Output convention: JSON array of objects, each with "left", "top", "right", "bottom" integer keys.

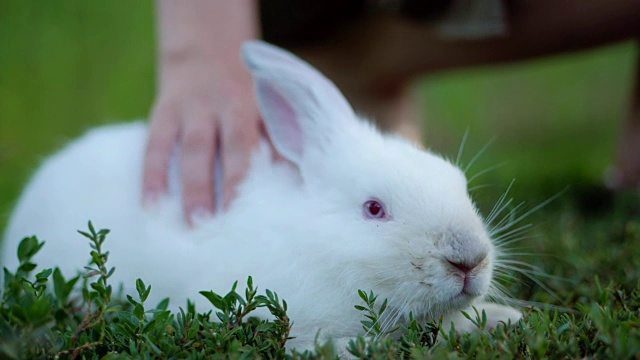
[
  {"left": 446, "top": 252, "right": 487, "bottom": 274},
  {"left": 447, "top": 259, "right": 473, "bottom": 274},
  {"left": 443, "top": 230, "right": 490, "bottom": 273}
]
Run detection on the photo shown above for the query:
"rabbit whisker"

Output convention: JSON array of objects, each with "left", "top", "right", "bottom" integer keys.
[
  {"left": 463, "top": 137, "right": 495, "bottom": 174},
  {"left": 455, "top": 128, "right": 470, "bottom": 168},
  {"left": 467, "top": 162, "right": 507, "bottom": 185},
  {"left": 494, "top": 235, "right": 535, "bottom": 248},
  {"left": 468, "top": 183, "right": 493, "bottom": 193},
  {"left": 489, "top": 202, "right": 528, "bottom": 236},
  {"left": 484, "top": 180, "right": 516, "bottom": 226},
  {"left": 492, "top": 225, "right": 534, "bottom": 244},
  {"left": 493, "top": 264, "right": 561, "bottom": 299}
]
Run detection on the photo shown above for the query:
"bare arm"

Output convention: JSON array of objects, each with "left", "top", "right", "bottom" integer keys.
[
  {"left": 375, "top": 0, "right": 640, "bottom": 85},
  {"left": 144, "top": 0, "right": 261, "bottom": 224}
]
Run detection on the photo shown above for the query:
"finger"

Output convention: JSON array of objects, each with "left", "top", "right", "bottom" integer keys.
[
  {"left": 180, "top": 106, "right": 217, "bottom": 224},
  {"left": 221, "top": 111, "right": 261, "bottom": 209},
  {"left": 143, "top": 101, "right": 180, "bottom": 207}
]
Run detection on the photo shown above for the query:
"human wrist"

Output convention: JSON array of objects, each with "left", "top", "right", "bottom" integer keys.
[{"left": 157, "top": 0, "right": 259, "bottom": 70}]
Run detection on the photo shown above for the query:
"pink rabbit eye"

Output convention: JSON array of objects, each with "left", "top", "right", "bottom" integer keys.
[{"left": 364, "top": 200, "right": 386, "bottom": 220}]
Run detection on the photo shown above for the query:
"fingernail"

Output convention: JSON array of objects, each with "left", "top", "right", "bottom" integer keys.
[
  {"left": 222, "top": 190, "right": 238, "bottom": 212},
  {"left": 189, "top": 206, "right": 213, "bottom": 225},
  {"left": 143, "top": 190, "right": 161, "bottom": 209}
]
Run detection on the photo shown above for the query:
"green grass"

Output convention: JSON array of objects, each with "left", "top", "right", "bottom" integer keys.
[
  {"left": 0, "top": 0, "right": 639, "bottom": 358},
  {"left": 0, "top": 1, "right": 156, "bottom": 227}
]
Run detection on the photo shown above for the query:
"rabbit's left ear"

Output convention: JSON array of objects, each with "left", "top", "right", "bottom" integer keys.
[{"left": 242, "top": 40, "right": 356, "bottom": 167}]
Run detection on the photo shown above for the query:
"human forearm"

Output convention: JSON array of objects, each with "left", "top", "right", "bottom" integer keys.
[{"left": 157, "top": 0, "right": 259, "bottom": 71}]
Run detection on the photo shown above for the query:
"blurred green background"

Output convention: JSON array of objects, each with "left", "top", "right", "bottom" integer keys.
[{"left": 0, "top": 1, "right": 637, "bottom": 231}]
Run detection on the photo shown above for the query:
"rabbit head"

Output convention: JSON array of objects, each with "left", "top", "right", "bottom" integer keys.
[{"left": 242, "top": 41, "right": 494, "bottom": 321}]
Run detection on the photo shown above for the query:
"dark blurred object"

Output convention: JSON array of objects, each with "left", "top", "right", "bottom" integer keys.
[
  {"left": 570, "top": 181, "right": 639, "bottom": 220},
  {"left": 398, "top": 0, "right": 454, "bottom": 22},
  {"left": 260, "top": 0, "right": 368, "bottom": 47},
  {"left": 571, "top": 183, "right": 616, "bottom": 217},
  {"left": 260, "top": 0, "right": 455, "bottom": 47}
]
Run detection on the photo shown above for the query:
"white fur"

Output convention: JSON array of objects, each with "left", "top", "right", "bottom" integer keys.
[{"left": 2, "top": 41, "right": 521, "bottom": 352}]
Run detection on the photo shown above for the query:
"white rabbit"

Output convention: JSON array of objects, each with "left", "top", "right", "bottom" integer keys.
[{"left": 2, "top": 41, "right": 521, "bottom": 352}]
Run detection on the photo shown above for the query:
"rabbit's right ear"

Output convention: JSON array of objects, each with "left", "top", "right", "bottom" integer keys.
[{"left": 242, "top": 41, "right": 356, "bottom": 167}]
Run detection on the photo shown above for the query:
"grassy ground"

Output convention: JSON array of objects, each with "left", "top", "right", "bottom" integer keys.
[{"left": 0, "top": 1, "right": 639, "bottom": 358}]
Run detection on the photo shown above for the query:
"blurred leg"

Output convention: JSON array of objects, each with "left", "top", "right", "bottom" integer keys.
[
  {"left": 609, "top": 43, "right": 640, "bottom": 189},
  {"left": 291, "top": 0, "right": 640, "bottom": 146},
  {"left": 367, "top": 0, "right": 640, "bottom": 86}
]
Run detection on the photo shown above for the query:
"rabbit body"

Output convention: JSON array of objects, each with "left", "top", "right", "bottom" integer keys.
[
  {"left": 3, "top": 122, "right": 374, "bottom": 347},
  {"left": 2, "top": 41, "right": 521, "bottom": 351}
]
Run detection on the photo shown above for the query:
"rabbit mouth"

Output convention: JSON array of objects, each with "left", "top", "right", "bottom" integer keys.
[
  {"left": 459, "top": 274, "right": 487, "bottom": 297},
  {"left": 445, "top": 291, "right": 478, "bottom": 313},
  {"left": 444, "top": 274, "right": 488, "bottom": 306},
  {"left": 454, "top": 287, "right": 482, "bottom": 300}
]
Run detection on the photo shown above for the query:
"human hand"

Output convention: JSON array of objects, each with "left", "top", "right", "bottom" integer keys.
[{"left": 143, "top": 52, "right": 261, "bottom": 224}]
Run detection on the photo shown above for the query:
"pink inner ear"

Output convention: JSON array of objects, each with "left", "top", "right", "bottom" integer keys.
[{"left": 259, "top": 81, "right": 304, "bottom": 161}]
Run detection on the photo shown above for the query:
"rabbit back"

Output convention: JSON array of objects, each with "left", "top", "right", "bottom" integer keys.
[
  {"left": 1, "top": 122, "right": 268, "bottom": 304},
  {"left": 1, "top": 121, "right": 348, "bottom": 327}
]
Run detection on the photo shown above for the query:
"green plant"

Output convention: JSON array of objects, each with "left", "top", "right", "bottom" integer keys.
[{"left": 0, "top": 223, "right": 299, "bottom": 359}]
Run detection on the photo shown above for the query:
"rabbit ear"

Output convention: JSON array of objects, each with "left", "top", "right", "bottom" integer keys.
[{"left": 242, "top": 40, "right": 355, "bottom": 166}]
